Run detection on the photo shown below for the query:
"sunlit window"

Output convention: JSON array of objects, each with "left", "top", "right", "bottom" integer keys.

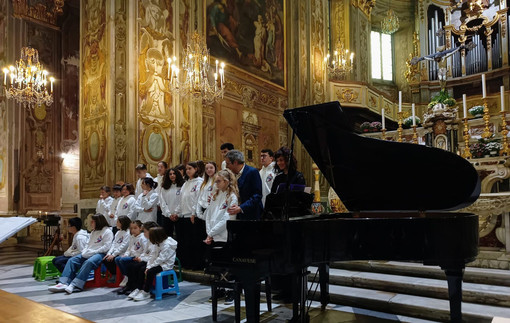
[{"left": 371, "top": 31, "right": 393, "bottom": 81}]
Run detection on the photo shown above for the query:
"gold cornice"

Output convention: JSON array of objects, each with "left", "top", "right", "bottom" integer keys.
[
  {"left": 12, "top": 0, "right": 65, "bottom": 28},
  {"left": 351, "top": 0, "right": 375, "bottom": 19}
]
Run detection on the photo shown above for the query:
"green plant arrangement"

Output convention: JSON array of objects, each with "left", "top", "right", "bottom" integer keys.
[
  {"left": 403, "top": 116, "right": 421, "bottom": 128},
  {"left": 468, "top": 105, "right": 484, "bottom": 118},
  {"left": 427, "top": 89, "right": 457, "bottom": 109}
]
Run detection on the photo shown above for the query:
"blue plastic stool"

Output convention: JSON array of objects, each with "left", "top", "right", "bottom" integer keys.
[{"left": 151, "top": 269, "right": 180, "bottom": 300}]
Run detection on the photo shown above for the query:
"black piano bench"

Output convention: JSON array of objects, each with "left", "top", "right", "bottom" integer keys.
[{"left": 210, "top": 275, "right": 272, "bottom": 322}]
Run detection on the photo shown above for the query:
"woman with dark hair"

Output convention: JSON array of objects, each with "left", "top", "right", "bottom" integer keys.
[
  {"left": 175, "top": 164, "right": 186, "bottom": 177},
  {"left": 102, "top": 215, "right": 132, "bottom": 277},
  {"left": 48, "top": 214, "right": 113, "bottom": 294},
  {"left": 172, "top": 161, "right": 204, "bottom": 269},
  {"left": 116, "top": 183, "right": 137, "bottom": 220},
  {"left": 159, "top": 168, "right": 185, "bottom": 237},
  {"left": 270, "top": 146, "right": 306, "bottom": 194},
  {"left": 269, "top": 146, "right": 306, "bottom": 302},
  {"left": 133, "top": 177, "right": 159, "bottom": 223}
]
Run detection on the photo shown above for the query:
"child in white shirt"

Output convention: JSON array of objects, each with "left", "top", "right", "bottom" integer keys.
[
  {"left": 203, "top": 169, "right": 239, "bottom": 244},
  {"left": 134, "top": 177, "right": 159, "bottom": 223},
  {"left": 96, "top": 186, "right": 113, "bottom": 219},
  {"left": 115, "top": 220, "right": 147, "bottom": 294},
  {"left": 129, "top": 226, "right": 178, "bottom": 301},
  {"left": 52, "top": 217, "right": 89, "bottom": 273},
  {"left": 159, "top": 168, "right": 185, "bottom": 237},
  {"left": 117, "top": 183, "right": 137, "bottom": 220},
  {"left": 172, "top": 161, "right": 203, "bottom": 269},
  {"left": 103, "top": 215, "right": 131, "bottom": 278},
  {"left": 49, "top": 214, "right": 113, "bottom": 294},
  {"left": 124, "top": 221, "right": 158, "bottom": 297},
  {"left": 108, "top": 185, "right": 123, "bottom": 229}
]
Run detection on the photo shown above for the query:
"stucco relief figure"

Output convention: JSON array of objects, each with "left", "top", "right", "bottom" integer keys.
[
  {"left": 84, "top": 0, "right": 105, "bottom": 44},
  {"left": 140, "top": 48, "right": 169, "bottom": 119},
  {"left": 141, "top": 0, "right": 171, "bottom": 38}
]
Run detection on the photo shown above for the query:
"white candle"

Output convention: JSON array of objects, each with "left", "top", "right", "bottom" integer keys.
[
  {"left": 398, "top": 91, "right": 402, "bottom": 112},
  {"left": 412, "top": 103, "right": 416, "bottom": 126},
  {"left": 501, "top": 85, "right": 505, "bottom": 112},
  {"left": 381, "top": 108, "right": 385, "bottom": 129},
  {"left": 482, "top": 74, "right": 487, "bottom": 98},
  {"left": 2, "top": 68, "right": 7, "bottom": 85},
  {"left": 463, "top": 94, "right": 467, "bottom": 118},
  {"left": 49, "top": 77, "right": 54, "bottom": 93}
]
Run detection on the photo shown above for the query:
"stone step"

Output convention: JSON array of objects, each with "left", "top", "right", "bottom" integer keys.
[
  {"left": 332, "top": 261, "right": 510, "bottom": 287},
  {"left": 308, "top": 283, "right": 510, "bottom": 323},
  {"left": 308, "top": 267, "right": 510, "bottom": 307}
]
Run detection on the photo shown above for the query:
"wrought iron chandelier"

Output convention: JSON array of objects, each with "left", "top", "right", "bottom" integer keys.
[
  {"left": 381, "top": 1, "right": 400, "bottom": 35},
  {"left": 324, "top": 41, "right": 354, "bottom": 77},
  {"left": 2, "top": 46, "right": 54, "bottom": 108},
  {"left": 167, "top": 32, "right": 225, "bottom": 105}
]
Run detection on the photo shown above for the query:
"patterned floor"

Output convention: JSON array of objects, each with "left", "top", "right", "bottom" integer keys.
[{"left": 0, "top": 247, "right": 436, "bottom": 322}]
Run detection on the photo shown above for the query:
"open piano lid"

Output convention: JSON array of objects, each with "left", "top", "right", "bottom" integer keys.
[{"left": 284, "top": 101, "right": 480, "bottom": 212}]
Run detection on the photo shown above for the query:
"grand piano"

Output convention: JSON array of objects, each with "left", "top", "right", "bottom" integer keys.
[{"left": 212, "top": 101, "right": 480, "bottom": 323}]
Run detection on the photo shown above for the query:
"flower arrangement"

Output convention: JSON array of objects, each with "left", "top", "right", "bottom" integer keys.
[
  {"left": 361, "top": 121, "right": 383, "bottom": 132},
  {"left": 403, "top": 116, "right": 421, "bottom": 128},
  {"left": 427, "top": 89, "right": 457, "bottom": 109},
  {"left": 468, "top": 105, "right": 484, "bottom": 118},
  {"left": 469, "top": 137, "right": 502, "bottom": 158},
  {"left": 469, "top": 143, "right": 488, "bottom": 158}
]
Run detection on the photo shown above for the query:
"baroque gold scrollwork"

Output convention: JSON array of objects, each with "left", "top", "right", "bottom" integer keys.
[{"left": 12, "top": 0, "right": 65, "bottom": 27}]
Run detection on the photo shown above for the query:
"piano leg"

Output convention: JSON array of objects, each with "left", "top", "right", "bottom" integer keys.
[
  {"left": 318, "top": 263, "right": 330, "bottom": 311},
  {"left": 290, "top": 267, "right": 310, "bottom": 323},
  {"left": 443, "top": 267, "right": 464, "bottom": 323},
  {"left": 242, "top": 278, "right": 261, "bottom": 323}
]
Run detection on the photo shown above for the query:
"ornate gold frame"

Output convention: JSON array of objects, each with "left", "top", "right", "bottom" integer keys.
[{"left": 203, "top": 0, "right": 287, "bottom": 90}]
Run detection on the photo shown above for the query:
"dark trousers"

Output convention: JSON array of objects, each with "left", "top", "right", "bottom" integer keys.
[
  {"left": 175, "top": 218, "right": 193, "bottom": 269},
  {"left": 143, "top": 265, "right": 163, "bottom": 292},
  {"left": 103, "top": 257, "right": 117, "bottom": 275},
  {"left": 162, "top": 216, "right": 175, "bottom": 238},
  {"left": 52, "top": 255, "right": 71, "bottom": 273},
  {"left": 191, "top": 218, "right": 207, "bottom": 270},
  {"left": 157, "top": 207, "right": 164, "bottom": 226},
  {"left": 125, "top": 261, "right": 147, "bottom": 291}
]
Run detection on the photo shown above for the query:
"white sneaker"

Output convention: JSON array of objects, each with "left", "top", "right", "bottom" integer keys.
[
  {"left": 127, "top": 289, "right": 140, "bottom": 299},
  {"left": 119, "top": 276, "right": 128, "bottom": 287},
  {"left": 65, "top": 284, "right": 75, "bottom": 294},
  {"left": 48, "top": 283, "right": 68, "bottom": 293},
  {"left": 133, "top": 290, "right": 151, "bottom": 301}
]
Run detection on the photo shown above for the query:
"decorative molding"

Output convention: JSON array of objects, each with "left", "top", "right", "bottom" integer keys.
[
  {"left": 351, "top": 0, "right": 375, "bottom": 19},
  {"left": 12, "top": 0, "right": 65, "bottom": 28}
]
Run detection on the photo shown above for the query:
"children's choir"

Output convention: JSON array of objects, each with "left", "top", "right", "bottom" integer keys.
[{"left": 47, "top": 145, "right": 299, "bottom": 304}]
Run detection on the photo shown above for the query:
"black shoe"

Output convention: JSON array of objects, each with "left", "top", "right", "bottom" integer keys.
[
  {"left": 208, "top": 288, "right": 226, "bottom": 302},
  {"left": 224, "top": 291, "right": 235, "bottom": 305},
  {"left": 117, "top": 287, "right": 130, "bottom": 295}
]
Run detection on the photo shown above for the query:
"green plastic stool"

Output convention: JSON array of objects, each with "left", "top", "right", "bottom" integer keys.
[{"left": 33, "top": 256, "right": 60, "bottom": 281}]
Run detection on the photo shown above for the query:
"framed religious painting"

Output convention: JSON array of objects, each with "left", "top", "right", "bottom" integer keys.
[{"left": 204, "top": 0, "right": 286, "bottom": 89}]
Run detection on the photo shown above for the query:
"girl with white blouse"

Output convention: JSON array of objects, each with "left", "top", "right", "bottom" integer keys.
[
  {"left": 116, "top": 183, "right": 137, "bottom": 220},
  {"left": 172, "top": 161, "right": 203, "bottom": 269},
  {"left": 133, "top": 177, "right": 159, "bottom": 223},
  {"left": 159, "top": 168, "right": 185, "bottom": 238}
]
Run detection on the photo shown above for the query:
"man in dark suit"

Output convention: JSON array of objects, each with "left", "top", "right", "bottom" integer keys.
[{"left": 225, "top": 150, "right": 263, "bottom": 220}]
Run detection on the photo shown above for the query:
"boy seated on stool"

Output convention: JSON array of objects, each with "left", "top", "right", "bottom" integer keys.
[{"left": 52, "top": 217, "right": 89, "bottom": 273}]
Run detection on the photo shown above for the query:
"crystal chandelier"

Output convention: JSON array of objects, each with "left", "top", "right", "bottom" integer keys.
[
  {"left": 381, "top": 7, "right": 400, "bottom": 35},
  {"left": 167, "top": 32, "right": 225, "bottom": 105},
  {"left": 324, "top": 41, "right": 354, "bottom": 77},
  {"left": 2, "top": 46, "right": 54, "bottom": 108}
]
